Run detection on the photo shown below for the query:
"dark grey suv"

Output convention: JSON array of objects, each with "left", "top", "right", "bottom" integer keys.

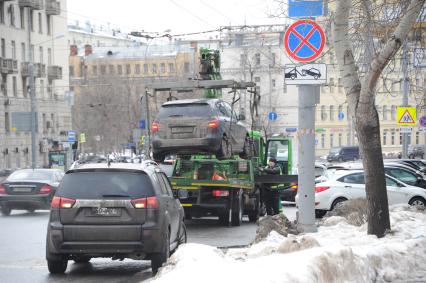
[
  {"left": 46, "top": 161, "right": 186, "bottom": 274},
  {"left": 152, "top": 99, "right": 248, "bottom": 161}
]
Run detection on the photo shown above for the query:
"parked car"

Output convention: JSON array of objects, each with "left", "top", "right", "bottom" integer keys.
[
  {"left": 45, "top": 161, "right": 186, "bottom": 274},
  {"left": 0, "top": 169, "right": 14, "bottom": 183},
  {"left": 301, "top": 68, "right": 321, "bottom": 79},
  {"left": 384, "top": 166, "right": 426, "bottom": 189},
  {"left": 408, "top": 145, "right": 425, "bottom": 159},
  {"left": 0, "top": 169, "right": 64, "bottom": 215},
  {"left": 327, "top": 146, "right": 360, "bottom": 162},
  {"left": 311, "top": 170, "right": 426, "bottom": 218},
  {"left": 152, "top": 99, "right": 248, "bottom": 161}
]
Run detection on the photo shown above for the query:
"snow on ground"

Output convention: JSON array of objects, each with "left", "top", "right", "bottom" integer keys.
[{"left": 150, "top": 205, "right": 426, "bottom": 283}]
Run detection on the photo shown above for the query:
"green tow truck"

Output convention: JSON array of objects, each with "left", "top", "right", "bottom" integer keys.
[{"left": 169, "top": 133, "right": 297, "bottom": 226}]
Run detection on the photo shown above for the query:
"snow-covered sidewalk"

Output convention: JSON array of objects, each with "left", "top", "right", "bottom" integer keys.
[{"left": 151, "top": 205, "right": 426, "bottom": 283}]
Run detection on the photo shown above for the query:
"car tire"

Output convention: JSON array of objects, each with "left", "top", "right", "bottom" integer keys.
[
  {"left": 290, "top": 75, "right": 296, "bottom": 80},
  {"left": 231, "top": 190, "right": 243, "bottom": 226},
  {"left": 1, "top": 206, "right": 11, "bottom": 216},
  {"left": 248, "top": 194, "right": 260, "bottom": 222},
  {"left": 217, "top": 136, "right": 231, "bottom": 159},
  {"left": 409, "top": 197, "right": 426, "bottom": 209},
  {"left": 27, "top": 208, "right": 35, "bottom": 213},
  {"left": 331, "top": 198, "right": 347, "bottom": 210},
  {"left": 239, "top": 137, "right": 252, "bottom": 159},
  {"left": 151, "top": 231, "right": 170, "bottom": 275},
  {"left": 218, "top": 210, "right": 230, "bottom": 226},
  {"left": 315, "top": 209, "right": 327, "bottom": 218},
  {"left": 314, "top": 75, "right": 319, "bottom": 80},
  {"left": 73, "top": 256, "right": 91, "bottom": 263},
  {"left": 47, "top": 258, "right": 68, "bottom": 274}
]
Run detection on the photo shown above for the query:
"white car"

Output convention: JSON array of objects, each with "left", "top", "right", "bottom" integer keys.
[{"left": 313, "top": 170, "right": 426, "bottom": 217}]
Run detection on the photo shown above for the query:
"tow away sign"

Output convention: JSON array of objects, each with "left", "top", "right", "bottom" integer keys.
[{"left": 284, "top": 64, "right": 327, "bottom": 85}]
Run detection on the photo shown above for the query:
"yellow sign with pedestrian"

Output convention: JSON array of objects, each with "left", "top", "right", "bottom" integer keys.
[{"left": 397, "top": 107, "right": 416, "bottom": 126}]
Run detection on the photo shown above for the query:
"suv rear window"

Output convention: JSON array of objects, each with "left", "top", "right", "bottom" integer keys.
[
  {"left": 157, "top": 103, "right": 212, "bottom": 118},
  {"left": 58, "top": 171, "right": 154, "bottom": 199}
]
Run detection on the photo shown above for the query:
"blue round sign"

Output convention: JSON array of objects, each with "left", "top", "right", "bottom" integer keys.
[
  {"left": 338, "top": 112, "right": 344, "bottom": 121},
  {"left": 268, "top": 112, "right": 278, "bottom": 121},
  {"left": 420, "top": 115, "right": 426, "bottom": 127}
]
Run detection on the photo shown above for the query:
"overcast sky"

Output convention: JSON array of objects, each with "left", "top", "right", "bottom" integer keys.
[{"left": 66, "top": 0, "right": 286, "bottom": 36}]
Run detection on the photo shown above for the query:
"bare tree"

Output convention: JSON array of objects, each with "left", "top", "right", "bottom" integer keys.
[{"left": 333, "top": 0, "right": 425, "bottom": 237}]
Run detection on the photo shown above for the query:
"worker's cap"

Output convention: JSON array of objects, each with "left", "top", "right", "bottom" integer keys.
[{"left": 269, "top": 158, "right": 277, "bottom": 163}]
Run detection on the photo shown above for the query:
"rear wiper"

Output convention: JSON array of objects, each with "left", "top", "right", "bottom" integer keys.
[{"left": 102, "top": 194, "right": 130, "bottom": 198}]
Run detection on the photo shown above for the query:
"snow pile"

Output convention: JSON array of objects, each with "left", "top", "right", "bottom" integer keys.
[{"left": 151, "top": 205, "right": 426, "bottom": 283}]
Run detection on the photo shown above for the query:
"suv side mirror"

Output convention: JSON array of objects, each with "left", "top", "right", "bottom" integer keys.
[{"left": 238, "top": 114, "right": 245, "bottom": 121}]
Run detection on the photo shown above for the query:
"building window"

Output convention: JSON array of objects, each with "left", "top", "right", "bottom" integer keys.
[
  {"left": 39, "top": 46, "right": 43, "bottom": 63},
  {"left": 184, "top": 62, "right": 190, "bottom": 73},
  {"left": 50, "top": 114, "right": 55, "bottom": 133},
  {"left": 5, "top": 112, "right": 10, "bottom": 133},
  {"left": 21, "top": 42, "right": 25, "bottom": 61},
  {"left": 22, "top": 77, "right": 27, "bottom": 97},
  {"left": 117, "top": 65, "right": 123, "bottom": 75},
  {"left": 272, "top": 79, "right": 276, "bottom": 88},
  {"left": 382, "top": 105, "right": 387, "bottom": 121},
  {"left": 100, "top": 65, "right": 106, "bottom": 75},
  {"left": 9, "top": 3, "right": 15, "bottom": 27},
  {"left": 168, "top": 63, "right": 174, "bottom": 73},
  {"left": 30, "top": 45, "right": 34, "bottom": 61},
  {"left": 69, "top": 66, "right": 74, "bottom": 77},
  {"left": 126, "top": 64, "right": 131, "bottom": 75},
  {"left": 416, "top": 132, "right": 419, "bottom": 144},
  {"left": 383, "top": 130, "right": 387, "bottom": 145},
  {"left": 330, "top": 134, "right": 334, "bottom": 148},
  {"left": 40, "top": 79, "right": 44, "bottom": 98},
  {"left": 271, "top": 53, "right": 276, "bottom": 66},
  {"left": 391, "top": 130, "right": 395, "bottom": 145},
  {"left": 11, "top": 40, "right": 15, "bottom": 59},
  {"left": 12, "top": 76, "right": 17, "bottom": 97},
  {"left": 329, "top": 78, "right": 335, "bottom": 92},
  {"left": 399, "top": 133, "right": 402, "bottom": 145},
  {"left": 338, "top": 133, "right": 342, "bottom": 146},
  {"left": 330, "top": 105, "right": 335, "bottom": 121},
  {"left": 152, "top": 64, "right": 157, "bottom": 74},
  {"left": 30, "top": 10, "right": 33, "bottom": 31},
  {"left": 143, "top": 64, "right": 148, "bottom": 74},
  {"left": 240, "top": 54, "right": 247, "bottom": 67},
  {"left": 38, "top": 12, "right": 42, "bottom": 34},
  {"left": 108, "top": 65, "right": 115, "bottom": 75},
  {"left": 391, "top": 105, "right": 396, "bottom": 120},
  {"left": 92, "top": 65, "right": 98, "bottom": 76},
  {"left": 254, "top": 77, "right": 260, "bottom": 83},
  {"left": 338, "top": 105, "right": 343, "bottom": 120},
  {"left": 19, "top": 6, "right": 24, "bottom": 28},
  {"left": 255, "top": 53, "right": 260, "bottom": 65},
  {"left": 0, "top": 2, "right": 4, "bottom": 24},
  {"left": 47, "top": 48, "right": 51, "bottom": 65},
  {"left": 135, "top": 64, "right": 140, "bottom": 74},
  {"left": 160, "top": 63, "right": 165, "bottom": 74},
  {"left": 321, "top": 105, "right": 326, "bottom": 121},
  {"left": 338, "top": 78, "right": 342, "bottom": 92},
  {"left": 1, "top": 38, "right": 5, "bottom": 57},
  {"left": 321, "top": 134, "right": 325, "bottom": 148},
  {"left": 42, "top": 113, "right": 46, "bottom": 133},
  {"left": 46, "top": 15, "right": 51, "bottom": 35},
  {"left": 283, "top": 83, "right": 287, "bottom": 94}
]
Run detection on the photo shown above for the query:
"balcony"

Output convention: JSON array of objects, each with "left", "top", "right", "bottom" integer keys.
[
  {"left": 45, "top": 0, "right": 60, "bottom": 15},
  {"left": 21, "top": 62, "right": 46, "bottom": 78},
  {"left": 47, "top": 65, "right": 62, "bottom": 80},
  {"left": 18, "top": 0, "right": 44, "bottom": 10},
  {"left": 0, "top": 58, "right": 18, "bottom": 74}
]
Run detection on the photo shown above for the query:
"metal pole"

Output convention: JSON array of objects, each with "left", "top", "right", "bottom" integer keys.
[
  {"left": 402, "top": 40, "right": 409, "bottom": 158},
  {"left": 296, "top": 85, "right": 317, "bottom": 233},
  {"left": 145, "top": 88, "right": 151, "bottom": 158},
  {"left": 28, "top": 7, "right": 37, "bottom": 169}
]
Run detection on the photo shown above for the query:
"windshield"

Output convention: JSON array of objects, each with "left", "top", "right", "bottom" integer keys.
[
  {"left": 330, "top": 147, "right": 341, "bottom": 154},
  {"left": 157, "top": 103, "right": 212, "bottom": 119},
  {"left": 267, "top": 140, "right": 289, "bottom": 162},
  {"left": 7, "top": 170, "right": 55, "bottom": 182}
]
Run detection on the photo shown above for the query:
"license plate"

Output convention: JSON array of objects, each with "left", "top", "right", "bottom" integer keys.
[
  {"left": 91, "top": 207, "right": 121, "bottom": 216},
  {"left": 12, "top": 187, "right": 32, "bottom": 193},
  {"left": 171, "top": 127, "right": 193, "bottom": 134}
]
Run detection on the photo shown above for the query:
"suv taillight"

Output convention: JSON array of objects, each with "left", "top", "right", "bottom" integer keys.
[
  {"left": 39, "top": 184, "right": 52, "bottom": 194},
  {"left": 212, "top": 190, "right": 229, "bottom": 197},
  {"left": 131, "top": 197, "right": 159, "bottom": 209},
  {"left": 51, "top": 196, "right": 76, "bottom": 209},
  {"left": 208, "top": 120, "right": 219, "bottom": 129},
  {"left": 315, "top": 186, "right": 330, "bottom": 193},
  {"left": 0, "top": 185, "right": 6, "bottom": 195},
  {"left": 152, "top": 122, "right": 159, "bottom": 133}
]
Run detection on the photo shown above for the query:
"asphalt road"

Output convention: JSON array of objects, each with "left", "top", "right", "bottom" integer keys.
[{"left": 0, "top": 207, "right": 297, "bottom": 283}]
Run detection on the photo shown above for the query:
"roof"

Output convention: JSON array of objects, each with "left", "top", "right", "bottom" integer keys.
[{"left": 69, "top": 160, "right": 158, "bottom": 172}]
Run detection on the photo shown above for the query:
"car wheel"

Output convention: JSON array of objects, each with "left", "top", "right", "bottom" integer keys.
[
  {"left": 248, "top": 194, "right": 260, "bottom": 222},
  {"left": 1, "top": 206, "right": 11, "bottom": 216},
  {"left": 177, "top": 221, "right": 187, "bottom": 246},
  {"left": 331, "top": 198, "right": 347, "bottom": 210},
  {"left": 151, "top": 231, "right": 170, "bottom": 274},
  {"left": 239, "top": 137, "right": 252, "bottom": 159},
  {"left": 27, "top": 208, "right": 35, "bottom": 213},
  {"left": 73, "top": 256, "right": 91, "bottom": 263},
  {"left": 290, "top": 74, "right": 296, "bottom": 80},
  {"left": 315, "top": 209, "right": 327, "bottom": 218},
  {"left": 314, "top": 75, "right": 319, "bottom": 80},
  {"left": 231, "top": 190, "right": 243, "bottom": 226},
  {"left": 218, "top": 210, "right": 230, "bottom": 226},
  {"left": 409, "top": 197, "right": 426, "bottom": 209},
  {"left": 352, "top": 157, "right": 357, "bottom": 161},
  {"left": 47, "top": 258, "right": 68, "bottom": 274},
  {"left": 217, "top": 136, "right": 231, "bottom": 159}
]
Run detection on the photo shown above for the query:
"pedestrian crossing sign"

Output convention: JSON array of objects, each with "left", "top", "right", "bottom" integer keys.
[{"left": 397, "top": 107, "right": 416, "bottom": 126}]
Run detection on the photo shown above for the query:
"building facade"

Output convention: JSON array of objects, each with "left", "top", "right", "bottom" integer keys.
[{"left": 0, "top": 0, "right": 71, "bottom": 169}]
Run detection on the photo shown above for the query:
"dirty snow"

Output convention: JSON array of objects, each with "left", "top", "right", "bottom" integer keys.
[{"left": 150, "top": 205, "right": 426, "bottom": 283}]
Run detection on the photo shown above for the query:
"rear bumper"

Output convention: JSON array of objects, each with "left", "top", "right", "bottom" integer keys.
[
  {"left": 46, "top": 222, "right": 164, "bottom": 258},
  {"left": 0, "top": 194, "right": 52, "bottom": 209},
  {"left": 153, "top": 137, "right": 221, "bottom": 155}
]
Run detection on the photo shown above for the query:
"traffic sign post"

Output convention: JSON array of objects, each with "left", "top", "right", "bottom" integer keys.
[{"left": 284, "top": 20, "right": 325, "bottom": 63}]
